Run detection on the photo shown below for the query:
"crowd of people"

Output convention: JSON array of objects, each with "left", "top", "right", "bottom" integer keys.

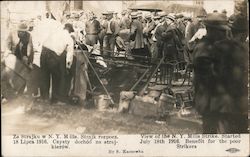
[{"left": 1, "top": 3, "right": 249, "bottom": 134}]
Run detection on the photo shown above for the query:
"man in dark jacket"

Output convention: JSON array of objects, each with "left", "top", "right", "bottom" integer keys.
[
  {"left": 155, "top": 14, "right": 181, "bottom": 85},
  {"left": 85, "top": 12, "right": 101, "bottom": 46},
  {"left": 193, "top": 13, "right": 248, "bottom": 133}
]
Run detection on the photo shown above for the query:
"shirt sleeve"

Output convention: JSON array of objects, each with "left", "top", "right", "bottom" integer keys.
[
  {"left": 66, "top": 36, "right": 74, "bottom": 68},
  {"left": 27, "top": 34, "right": 34, "bottom": 64}
]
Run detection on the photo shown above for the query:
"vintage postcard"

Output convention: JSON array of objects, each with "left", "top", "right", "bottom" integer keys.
[{"left": 1, "top": 0, "right": 249, "bottom": 156}]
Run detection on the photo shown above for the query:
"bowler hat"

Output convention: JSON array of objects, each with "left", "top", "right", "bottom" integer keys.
[{"left": 203, "top": 13, "right": 230, "bottom": 30}]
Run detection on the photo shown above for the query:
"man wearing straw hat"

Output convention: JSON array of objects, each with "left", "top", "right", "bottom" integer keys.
[
  {"left": 193, "top": 12, "right": 248, "bottom": 133},
  {"left": 7, "top": 21, "right": 34, "bottom": 66},
  {"left": 3, "top": 21, "right": 34, "bottom": 95}
]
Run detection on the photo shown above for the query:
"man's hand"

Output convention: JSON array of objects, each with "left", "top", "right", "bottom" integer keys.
[{"left": 66, "top": 61, "right": 72, "bottom": 69}]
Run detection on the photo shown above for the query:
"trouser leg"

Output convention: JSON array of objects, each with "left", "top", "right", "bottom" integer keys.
[
  {"left": 217, "top": 113, "right": 248, "bottom": 134},
  {"left": 109, "top": 35, "right": 116, "bottom": 57},
  {"left": 202, "top": 114, "right": 218, "bottom": 134},
  {"left": 103, "top": 35, "right": 109, "bottom": 56},
  {"left": 40, "top": 49, "right": 50, "bottom": 100}
]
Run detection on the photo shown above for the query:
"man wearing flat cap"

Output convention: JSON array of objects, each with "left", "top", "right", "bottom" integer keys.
[{"left": 193, "top": 13, "right": 248, "bottom": 133}]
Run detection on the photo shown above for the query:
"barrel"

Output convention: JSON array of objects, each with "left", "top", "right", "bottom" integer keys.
[
  {"left": 157, "top": 93, "right": 175, "bottom": 114},
  {"left": 94, "top": 95, "right": 111, "bottom": 111}
]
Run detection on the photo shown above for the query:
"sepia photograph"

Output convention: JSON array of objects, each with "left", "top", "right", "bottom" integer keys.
[{"left": 1, "top": 0, "right": 249, "bottom": 156}]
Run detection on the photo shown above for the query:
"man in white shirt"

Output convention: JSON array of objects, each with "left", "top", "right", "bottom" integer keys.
[{"left": 40, "top": 23, "right": 74, "bottom": 104}]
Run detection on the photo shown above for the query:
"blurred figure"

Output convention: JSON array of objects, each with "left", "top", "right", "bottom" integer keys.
[{"left": 193, "top": 13, "right": 248, "bottom": 133}]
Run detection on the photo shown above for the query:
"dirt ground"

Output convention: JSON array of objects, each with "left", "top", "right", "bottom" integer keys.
[{"left": 2, "top": 95, "right": 202, "bottom": 135}]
